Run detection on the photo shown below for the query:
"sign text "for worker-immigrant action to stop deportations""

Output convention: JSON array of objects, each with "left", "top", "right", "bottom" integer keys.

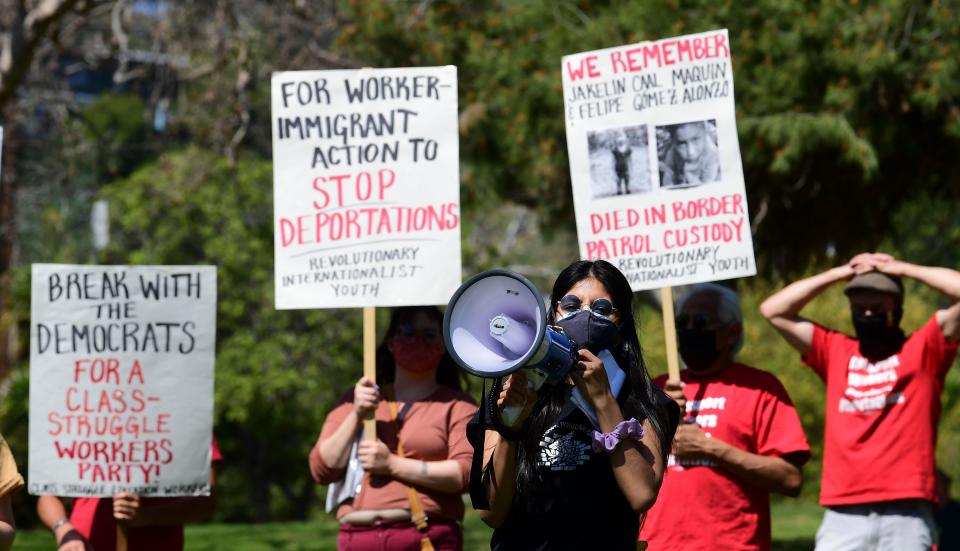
[
  {"left": 271, "top": 66, "right": 461, "bottom": 309},
  {"left": 562, "top": 29, "right": 756, "bottom": 290},
  {"left": 28, "top": 264, "right": 217, "bottom": 498}
]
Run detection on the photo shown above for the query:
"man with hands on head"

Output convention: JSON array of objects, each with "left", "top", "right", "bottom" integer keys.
[
  {"left": 640, "top": 283, "right": 810, "bottom": 550},
  {"left": 760, "top": 252, "right": 960, "bottom": 550},
  {"left": 37, "top": 441, "right": 221, "bottom": 551}
]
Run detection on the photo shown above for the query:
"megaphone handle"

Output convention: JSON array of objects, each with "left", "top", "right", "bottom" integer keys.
[
  {"left": 499, "top": 402, "right": 525, "bottom": 427},
  {"left": 497, "top": 378, "right": 534, "bottom": 428}
]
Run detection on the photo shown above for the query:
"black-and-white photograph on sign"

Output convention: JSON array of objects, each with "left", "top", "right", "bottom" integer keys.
[
  {"left": 587, "top": 125, "right": 652, "bottom": 198},
  {"left": 656, "top": 119, "right": 721, "bottom": 189}
]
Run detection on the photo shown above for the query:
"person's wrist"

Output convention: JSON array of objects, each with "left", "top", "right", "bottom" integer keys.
[
  {"left": 53, "top": 520, "right": 73, "bottom": 543},
  {"left": 352, "top": 407, "right": 373, "bottom": 421},
  {"left": 596, "top": 398, "right": 625, "bottom": 432},
  {"left": 832, "top": 265, "right": 855, "bottom": 280},
  {"left": 891, "top": 261, "right": 914, "bottom": 278},
  {"left": 592, "top": 391, "right": 616, "bottom": 412},
  {"left": 386, "top": 453, "right": 400, "bottom": 477},
  {"left": 704, "top": 436, "right": 727, "bottom": 461}
]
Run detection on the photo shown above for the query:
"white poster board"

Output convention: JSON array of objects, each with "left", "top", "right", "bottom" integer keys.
[
  {"left": 271, "top": 66, "right": 462, "bottom": 309},
  {"left": 562, "top": 29, "right": 756, "bottom": 290},
  {"left": 28, "top": 264, "right": 217, "bottom": 497}
]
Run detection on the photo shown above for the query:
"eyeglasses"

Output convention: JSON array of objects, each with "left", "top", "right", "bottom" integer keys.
[
  {"left": 557, "top": 295, "right": 620, "bottom": 320},
  {"left": 395, "top": 325, "right": 441, "bottom": 343},
  {"left": 675, "top": 313, "right": 719, "bottom": 331}
]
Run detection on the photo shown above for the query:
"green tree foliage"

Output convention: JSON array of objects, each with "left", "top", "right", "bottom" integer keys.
[
  {"left": 94, "top": 147, "right": 364, "bottom": 521},
  {"left": 336, "top": 0, "right": 960, "bottom": 274}
]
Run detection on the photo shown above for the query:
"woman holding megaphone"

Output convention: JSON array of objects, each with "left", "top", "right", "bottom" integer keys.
[
  {"left": 310, "top": 306, "right": 477, "bottom": 551},
  {"left": 470, "top": 260, "right": 679, "bottom": 551}
]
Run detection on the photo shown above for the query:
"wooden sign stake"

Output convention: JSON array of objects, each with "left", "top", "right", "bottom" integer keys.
[
  {"left": 660, "top": 287, "right": 681, "bottom": 381},
  {"left": 363, "top": 306, "right": 377, "bottom": 441}
]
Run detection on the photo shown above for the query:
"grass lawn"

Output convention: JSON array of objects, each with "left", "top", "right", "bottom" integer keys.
[{"left": 11, "top": 501, "right": 822, "bottom": 550}]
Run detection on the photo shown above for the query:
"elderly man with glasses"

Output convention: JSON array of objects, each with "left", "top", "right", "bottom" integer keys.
[{"left": 640, "top": 283, "right": 810, "bottom": 550}]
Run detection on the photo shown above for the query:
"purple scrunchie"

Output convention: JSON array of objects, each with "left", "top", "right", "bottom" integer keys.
[{"left": 592, "top": 418, "right": 645, "bottom": 453}]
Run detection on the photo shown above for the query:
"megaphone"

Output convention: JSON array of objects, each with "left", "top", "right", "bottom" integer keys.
[{"left": 443, "top": 269, "right": 577, "bottom": 425}]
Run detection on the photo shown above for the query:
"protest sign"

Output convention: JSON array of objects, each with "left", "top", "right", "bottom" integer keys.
[
  {"left": 271, "top": 66, "right": 461, "bottom": 310},
  {"left": 28, "top": 264, "right": 217, "bottom": 498},
  {"left": 562, "top": 29, "right": 755, "bottom": 291}
]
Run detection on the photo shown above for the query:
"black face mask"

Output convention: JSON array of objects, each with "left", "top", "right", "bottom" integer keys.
[
  {"left": 852, "top": 309, "right": 905, "bottom": 359},
  {"left": 555, "top": 310, "right": 619, "bottom": 353},
  {"left": 677, "top": 328, "right": 720, "bottom": 372}
]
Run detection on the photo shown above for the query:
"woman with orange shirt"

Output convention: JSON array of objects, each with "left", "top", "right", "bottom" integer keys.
[{"left": 310, "top": 306, "right": 478, "bottom": 551}]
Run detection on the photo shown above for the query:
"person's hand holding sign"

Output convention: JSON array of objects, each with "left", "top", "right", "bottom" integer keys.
[
  {"left": 352, "top": 377, "right": 379, "bottom": 420},
  {"left": 112, "top": 492, "right": 142, "bottom": 525},
  {"left": 672, "top": 422, "right": 715, "bottom": 460},
  {"left": 357, "top": 441, "right": 394, "bottom": 475},
  {"left": 663, "top": 379, "right": 687, "bottom": 416}
]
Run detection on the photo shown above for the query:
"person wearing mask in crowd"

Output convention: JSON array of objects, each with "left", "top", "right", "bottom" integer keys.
[
  {"left": 0, "top": 433, "right": 23, "bottom": 551},
  {"left": 640, "top": 283, "right": 810, "bottom": 550},
  {"left": 310, "top": 306, "right": 478, "bottom": 551},
  {"left": 469, "top": 260, "right": 679, "bottom": 550},
  {"left": 38, "top": 441, "right": 221, "bottom": 551},
  {"left": 761, "top": 252, "right": 960, "bottom": 550}
]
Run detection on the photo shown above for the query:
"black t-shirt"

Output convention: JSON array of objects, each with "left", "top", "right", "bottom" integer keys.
[{"left": 476, "top": 399, "right": 641, "bottom": 551}]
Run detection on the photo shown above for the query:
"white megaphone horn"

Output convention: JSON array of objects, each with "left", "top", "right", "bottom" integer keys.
[{"left": 443, "top": 269, "right": 577, "bottom": 426}]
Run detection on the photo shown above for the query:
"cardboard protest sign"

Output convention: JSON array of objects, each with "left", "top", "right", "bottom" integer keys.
[
  {"left": 562, "top": 29, "right": 756, "bottom": 290},
  {"left": 28, "top": 264, "right": 217, "bottom": 497},
  {"left": 271, "top": 66, "right": 461, "bottom": 309}
]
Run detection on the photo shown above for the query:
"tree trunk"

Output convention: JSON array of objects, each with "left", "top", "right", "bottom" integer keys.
[{"left": 0, "top": 104, "right": 18, "bottom": 379}]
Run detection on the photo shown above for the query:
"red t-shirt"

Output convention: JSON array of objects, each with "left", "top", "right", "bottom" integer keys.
[
  {"left": 804, "top": 315, "right": 958, "bottom": 506},
  {"left": 640, "top": 364, "right": 810, "bottom": 550},
  {"left": 69, "top": 439, "right": 223, "bottom": 551}
]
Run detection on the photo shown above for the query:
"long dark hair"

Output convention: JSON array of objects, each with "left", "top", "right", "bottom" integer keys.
[
  {"left": 375, "top": 306, "right": 464, "bottom": 391},
  {"left": 515, "top": 260, "right": 677, "bottom": 490}
]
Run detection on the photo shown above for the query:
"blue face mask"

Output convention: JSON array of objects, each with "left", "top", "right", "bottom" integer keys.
[{"left": 555, "top": 309, "right": 619, "bottom": 354}]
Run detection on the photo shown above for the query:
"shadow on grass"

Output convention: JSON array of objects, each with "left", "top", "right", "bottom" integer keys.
[{"left": 773, "top": 539, "right": 815, "bottom": 551}]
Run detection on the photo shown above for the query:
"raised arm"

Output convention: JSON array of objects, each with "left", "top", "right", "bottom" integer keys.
[
  {"left": 574, "top": 350, "right": 667, "bottom": 515},
  {"left": 477, "top": 373, "right": 536, "bottom": 528},
  {"left": 876, "top": 259, "right": 960, "bottom": 341},
  {"left": 760, "top": 263, "right": 857, "bottom": 354}
]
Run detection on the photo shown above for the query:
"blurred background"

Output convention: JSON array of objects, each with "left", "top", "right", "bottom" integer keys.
[{"left": 0, "top": 1, "right": 958, "bottom": 548}]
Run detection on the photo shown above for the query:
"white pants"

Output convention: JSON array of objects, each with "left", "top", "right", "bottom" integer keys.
[{"left": 815, "top": 500, "right": 936, "bottom": 551}]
